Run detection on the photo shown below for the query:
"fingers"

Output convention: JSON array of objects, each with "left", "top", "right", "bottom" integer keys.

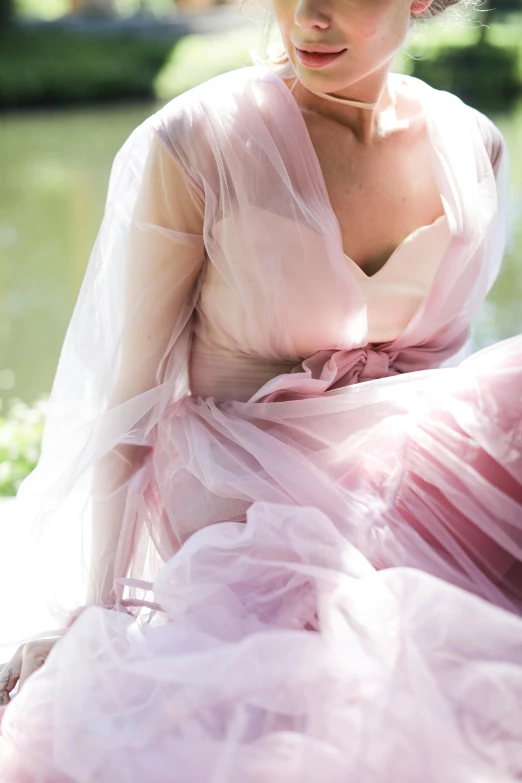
[
  {"left": 0, "top": 646, "right": 23, "bottom": 706},
  {"left": 0, "top": 663, "right": 17, "bottom": 706},
  {"left": 1, "top": 607, "right": 123, "bottom": 710},
  {"left": 0, "top": 638, "right": 59, "bottom": 706},
  {"left": 18, "top": 639, "right": 58, "bottom": 691}
]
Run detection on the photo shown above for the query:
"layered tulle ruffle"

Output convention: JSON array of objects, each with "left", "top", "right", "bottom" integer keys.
[
  {"left": 1, "top": 502, "right": 522, "bottom": 782},
  {"left": 2, "top": 335, "right": 520, "bottom": 781}
]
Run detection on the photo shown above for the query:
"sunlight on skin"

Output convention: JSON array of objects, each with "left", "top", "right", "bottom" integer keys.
[{"left": 271, "top": 0, "right": 434, "bottom": 138}]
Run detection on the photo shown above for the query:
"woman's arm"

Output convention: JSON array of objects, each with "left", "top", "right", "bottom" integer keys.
[{"left": 86, "top": 131, "right": 205, "bottom": 606}]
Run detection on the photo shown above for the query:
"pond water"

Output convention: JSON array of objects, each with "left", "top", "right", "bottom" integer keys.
[{"left": 1, "top": 97, "right": 521, "bottom": 409}]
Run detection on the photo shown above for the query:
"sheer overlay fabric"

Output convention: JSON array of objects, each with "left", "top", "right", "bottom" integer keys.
[{"left": 0, "top": 66, "right": 521, "bottom": 781}]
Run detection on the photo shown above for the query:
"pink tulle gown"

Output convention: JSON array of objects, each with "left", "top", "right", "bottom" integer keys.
[{"left": 0, "top": 66, "right": 521, "bottom": 782}]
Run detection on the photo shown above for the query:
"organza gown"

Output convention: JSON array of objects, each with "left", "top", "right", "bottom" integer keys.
[{"left": 1, "top": 65, "right": 522, "bottom": 781}]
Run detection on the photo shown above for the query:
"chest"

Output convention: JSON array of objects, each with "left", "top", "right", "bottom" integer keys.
[{"left": 302, "top": 111, "right": 445, "bottom": 277}]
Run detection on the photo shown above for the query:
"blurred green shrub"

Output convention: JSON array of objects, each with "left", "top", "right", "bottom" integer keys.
[
  {"left": 15, "top": 0, "right": 174, "bottom": 20},
  {"left": 155, "top": 28, "right": 261, "bottom": 100},
  {"left": 0, "top": 28, "right": 174, "bottom": 108},
  {"left": 156, "top": 25, "right": 522, "bottom": 112},
  {"left": 1, "top": 20, "right": 521, "bottom": 110},
  {"left": 0, "top": 398, "right": 47, "bottom": 497},
  {"left": 0, "top": 0, "right": 15, "bottom": 27},
  {"left": 409, "top": 40, "right": 521, "bottom": 112},
  {"left": 15, "top": 0, "right": 67, "bottom": 21}
]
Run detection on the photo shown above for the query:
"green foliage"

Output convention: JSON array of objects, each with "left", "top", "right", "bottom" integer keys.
[
  {"left": 0, "top": 28, "right": 174, "bottom": 108},
  {"left": 409, "top": 40, "right": 520, "bottom": 112},
  {"left": 156, "top": 23, "right": 522, "bottom": 111},
  {"left": 0, "top": 0, "right": 15, "bottom": 27},
  {"left": 15, "top": 0, "right": 174, "bottom": 20},
  {"left": 156, "top": 28, "right": 260, "bottom": 99},
  {"left": 155, "top": 27, "right": 260, "bottom": 99},
  {"left": 15, "top": 0, "right": 67, "bottom": 20},
  {"left": 0, "top": 398, "right": 47, "bottom": 497},
  {"left": 390, "top": 15, "right": 522, "bottom": 111},
  {"left": 2, "top": 15, "right": 522, "bottom": 110}
]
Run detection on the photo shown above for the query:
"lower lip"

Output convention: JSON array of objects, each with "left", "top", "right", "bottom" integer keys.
[{"left": 295, "top": 48, "right": 346, "bottom": 68}]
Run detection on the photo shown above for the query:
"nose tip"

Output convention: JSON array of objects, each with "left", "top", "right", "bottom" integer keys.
[
  {"left": 295, "top": 14, "right": 330, "bottom": 30},
  {"left": 293, "top": 0, "right": 331, "bottom": 30}
]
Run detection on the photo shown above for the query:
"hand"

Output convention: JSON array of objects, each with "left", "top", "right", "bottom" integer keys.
[
  {"left": 0, "top": 603, "right": 133, "bottom": 722},
  {"left": 0, "top": 637, "right": 60, "bottom": 709},
  {"left": 0, "top": 606, "right": 101, "bottom": 714}
]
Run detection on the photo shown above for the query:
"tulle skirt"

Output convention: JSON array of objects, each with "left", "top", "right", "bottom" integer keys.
[{"left": 1, "top": 334, "right": 521, "bottom": 782}]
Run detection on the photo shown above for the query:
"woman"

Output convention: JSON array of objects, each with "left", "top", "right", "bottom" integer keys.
[{"left": 1, "top": 0, "right": 521, "bottom": 775}]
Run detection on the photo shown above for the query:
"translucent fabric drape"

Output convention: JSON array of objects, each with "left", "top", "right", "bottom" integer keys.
[
  {"left": 0, "top": 65, "right": 517, "bottom": 651},
  {"left": 1, "top": 64, "right": 522, "bottom": 783},
  {"left": 0, "top": 115, "right": 207, "bottom": 651}
]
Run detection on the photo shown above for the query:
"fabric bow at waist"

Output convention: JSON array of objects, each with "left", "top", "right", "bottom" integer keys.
[
  {"left": 248, "top": 325, "right": 470, "bottom": 403},
  {"left": 250, "top": 345, "right": 401, "bottom": 403}
]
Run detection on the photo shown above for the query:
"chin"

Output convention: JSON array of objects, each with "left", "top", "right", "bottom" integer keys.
[{"left": 294, "top": 66, "right": 359, "bottom": 96}]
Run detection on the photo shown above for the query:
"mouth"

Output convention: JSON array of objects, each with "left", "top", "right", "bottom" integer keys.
[{"left": 294, "top": 45, "right": 347, "bottom": 69}]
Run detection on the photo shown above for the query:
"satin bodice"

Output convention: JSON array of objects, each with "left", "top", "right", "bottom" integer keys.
[
  {"left": 160, "top": 66, "right": 506, "bottom": 406},
  {"left": 189, "top": 214, "right": 451, "bottom": 403},
  {"left": 344, "top": 214, "right": 450, "bottom": 344}
]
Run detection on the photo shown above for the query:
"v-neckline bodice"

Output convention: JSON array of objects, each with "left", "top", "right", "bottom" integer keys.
[
  {"left": 343, "top": 214, "right": 447, "bottom": 280},
  {"left": 270, "top": 69, "right": 454, "bottom": 346}
]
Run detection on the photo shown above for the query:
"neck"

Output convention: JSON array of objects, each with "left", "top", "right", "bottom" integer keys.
[
  {"left": 302, "top": 76, "right": 391, "bottom": 110},
  {"left": 289, "top": 72, "right": 396, "bottom": 142},
  {"left": 303, "top": 73, "right": 388, "bottom": 110}
]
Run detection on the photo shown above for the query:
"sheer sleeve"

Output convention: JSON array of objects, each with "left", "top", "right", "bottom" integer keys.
[
  {"left": 1, "top": 114, "right": 206, "bottom": 652},
  {"left": 107, "top": 125, "right": 205, "bottom": 408},
  {"left": 470, "top": 108, "right": 510, "bottom": 293},
  {"left": 87, "top": 128, "right": 206, "bottom": 606},
  {"left": 440, "top": 109, "right": 510, "bottom": 369}
]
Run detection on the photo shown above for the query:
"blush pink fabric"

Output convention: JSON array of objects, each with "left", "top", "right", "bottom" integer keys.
[
  {"left": 1, "top": 66, "right": 521, "bottom": 781},
  {"left": 345, "top": 213, "right": 451, "bottom": 343}
]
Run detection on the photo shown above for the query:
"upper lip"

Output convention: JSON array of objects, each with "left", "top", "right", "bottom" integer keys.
[{"left": 294, "top": 43, "right": 347, "bottom": 54}]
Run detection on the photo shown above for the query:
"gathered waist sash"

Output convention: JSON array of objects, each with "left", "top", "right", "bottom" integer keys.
[
  {"left": 190, "top": 331, "right": 466, "bottom": 405},
  {"left": 250, "top": 346, "right": 404, "bottom": 403}
]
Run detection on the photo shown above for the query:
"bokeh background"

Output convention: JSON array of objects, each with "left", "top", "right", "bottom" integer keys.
[{"left": 1, "top": 0, "right": 521, "bottom": 494}]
